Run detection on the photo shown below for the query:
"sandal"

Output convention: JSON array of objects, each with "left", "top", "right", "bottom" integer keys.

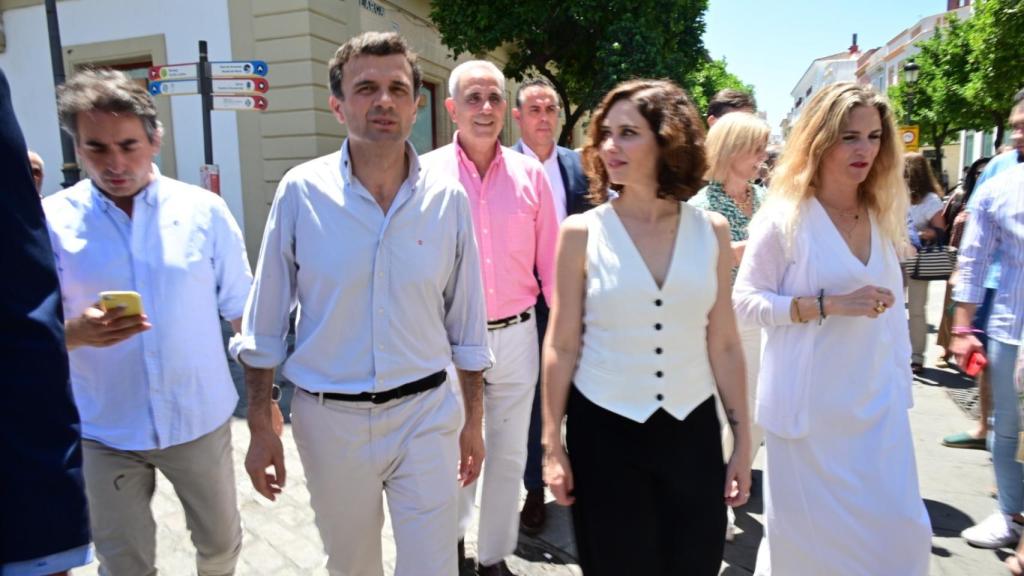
[{"left": 941, "top": 431, "right": 987, "bottom": 450}]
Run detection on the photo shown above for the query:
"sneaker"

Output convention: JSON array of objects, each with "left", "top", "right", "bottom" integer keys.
[
  {"left": 962, "top": 512, "right": 1023, "bottom": 548},
  {"left": 519, "top": 488, "right": 546, "bottom": 536}
]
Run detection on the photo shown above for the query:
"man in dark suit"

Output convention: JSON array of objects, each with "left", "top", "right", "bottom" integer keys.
[
  {"left": 0, "top": 68, "right": 92, "bottom": 575},
  {"left": 511, "top": 76, "right": 591, "bottom": 535}
]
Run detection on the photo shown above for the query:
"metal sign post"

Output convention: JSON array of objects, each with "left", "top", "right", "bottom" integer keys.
[{"left": 147, "top": 44, "right": 269, "bottom": 194}]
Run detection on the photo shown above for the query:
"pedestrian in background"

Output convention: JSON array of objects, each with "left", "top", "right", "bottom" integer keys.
[
  {"left": 422, "top": 59, "right": 558, "bottom": 576},
  {"left": 904, "top": 152, "right": 947, "bottom": 375},
  {"left": 510, "top": 76, "right": 592, "bottom": 537},
  {"left": 27, "top": 149, "right": 44, "bottom": 194},
  {"left": 734, "top": 82, "right": 931, "bottom": 575},
  {"left": 689, "top": 111, "right": 770, "bottom": 542},
  {"left": 705, "top": 88, "right": 756, "bottom": 127},
  {"left": 543, "top": 78, "right": 752, "bottom": 576}
]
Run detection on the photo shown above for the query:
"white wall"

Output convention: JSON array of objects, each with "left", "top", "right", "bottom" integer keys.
[{"left": 0, "top": 0, "right": 246, "bottom": 232}]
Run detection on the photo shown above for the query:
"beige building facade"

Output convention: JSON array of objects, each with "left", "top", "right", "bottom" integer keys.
[{"left": 0, "top": 0, "right": 524, "bottom": 261}]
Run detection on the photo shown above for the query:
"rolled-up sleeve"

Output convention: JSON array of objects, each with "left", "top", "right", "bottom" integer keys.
[
  {"left": 953, "top": 187, "right": 997, "bottom": 305},
  {"left": 209, "top": 198, "right": 253, "bottom": 321},
  {"left": 444, "top": 187, "right": 493, "bottom": 371},
  {"left": 232, "top": 180, "right": 299, "bottom": 369},
  {"left": 734, "top": 215, "right": 796, "bottom": 327}
]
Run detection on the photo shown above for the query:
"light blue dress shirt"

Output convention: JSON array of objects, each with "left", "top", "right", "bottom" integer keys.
[
  {"left": 43, "top": 167, "right": 252, "bottom": 450},
  {"left": 968, "top": 150, "right": 1020, "bottom": 289},
  {"left": 954, "top": 162, "right": 1024, "bottom": 345},
  {"left": 235, "top": 141, "right": 492, "bottom": 392},
  {"left": 1, "top": 544, "right": 93, "bottom": 576}
]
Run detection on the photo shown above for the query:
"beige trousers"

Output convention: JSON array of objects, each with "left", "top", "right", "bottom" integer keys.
[
  {"left": 82, "top": 419, "right": 241, "bottom": 576},
  {"left": 907, "top": 277, "right": 932, "bottom": 365},
  {"left": 292, "top": 380, "right": 462, "bottom": 576}
]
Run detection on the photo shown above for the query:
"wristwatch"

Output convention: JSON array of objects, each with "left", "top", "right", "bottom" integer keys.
[{"left": 271, "top": 384, "right": 282, "bottom": 402}]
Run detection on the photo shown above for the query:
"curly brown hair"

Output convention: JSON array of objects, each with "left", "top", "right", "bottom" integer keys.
[
  {"left": 582, "top": 79, "right": 706, "bottom": 204},
  {"left": 904, "top": 152, "right": 942, "bottom": 204}
]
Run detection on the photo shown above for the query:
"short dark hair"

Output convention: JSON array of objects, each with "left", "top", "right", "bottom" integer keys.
[
  {"left": 515, "top": 77, "right": 559, "bottom": 108},
  {"left": 57, "top": 68, "right": 161, "bottom": 144},
  {"left": 582, "top": 79, "right": 706, "bottom": 204},
  {"left": 707, "top": 88, "right": 756, "bottom": 119},
  {"left": 329, "top": 31, "right": 422, "bottom": 100}
]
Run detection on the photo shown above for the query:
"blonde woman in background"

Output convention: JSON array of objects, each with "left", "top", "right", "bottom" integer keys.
[
  {"left": 689, "top": 111, "right": 769, "bottom": 541},
  {"left": 734, "top": 82, "right": 931, "bottom": 575}
]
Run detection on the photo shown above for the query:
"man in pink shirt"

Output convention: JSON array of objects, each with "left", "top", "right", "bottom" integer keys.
[{"left": 421, "top": 59, "right": 558, "bottom": 576}]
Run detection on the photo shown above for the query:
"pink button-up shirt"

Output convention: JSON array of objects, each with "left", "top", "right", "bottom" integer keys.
[{"left": 421, "top": 134, "right": 558, "bottom": 321}]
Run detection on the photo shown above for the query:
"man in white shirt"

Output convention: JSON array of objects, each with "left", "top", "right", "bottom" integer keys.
[
  {"left": 510, "top": 76, "right": 591, "bottom": 536},
  {"left": 236, "top": 32, "right": 490, "bottom": 575},
  {"left": 43, "top": 69, "right": 253, "bottom": 576}
]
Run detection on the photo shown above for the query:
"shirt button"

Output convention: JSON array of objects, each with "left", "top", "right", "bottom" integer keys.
[
  {"left": 378, "top": 344, "right": 384, "bottom": 350},
  {"left": 377, "top": 377, "right": 384, "bottom": 384},
  {"left": 655, "top": 299, "right": 663, "bottom": 306},
  {"left": 378, "top": 271, "right": 384, "bottom": 277},
  {"left": 655, "top": 347, "right": 663, "bottom": 355},
  {"left": 656, "top": 393, "right": 664, "bottom": 401},
  {"left": 378, "top": 308, "right": 384, "bottom": 314},
  {"left": 654, "top": 323, "right": 662, "bottom": 331},
  {"left": 656, "top": 371, "right": 664, "bottom": 378}
]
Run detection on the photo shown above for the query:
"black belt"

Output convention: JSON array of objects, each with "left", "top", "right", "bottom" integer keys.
[
  {"left": 487, "top": 310, "right": 531, "bottom": 331},
  {"left": 304, "top": 370, "right": 446, "bottom": 404}
]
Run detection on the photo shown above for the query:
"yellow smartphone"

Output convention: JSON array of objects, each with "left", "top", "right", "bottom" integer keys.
[{"left": 99, "top": 291, "right": 145, "bottom": 316}]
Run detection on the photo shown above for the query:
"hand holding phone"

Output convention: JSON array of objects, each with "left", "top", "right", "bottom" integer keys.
[{"left": 99, "top": 291, "right": 144, "bottom": 316}]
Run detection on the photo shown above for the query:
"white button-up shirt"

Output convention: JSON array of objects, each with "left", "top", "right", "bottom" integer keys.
[
  {"left": 234, "top": 141, "right": 492, "bottom": 393},
  {"left": 521, "top": 144, "right": 567, "bottom": 223},
  {"left": 43, "top": 167, "right": 252, "bottom": 450}
]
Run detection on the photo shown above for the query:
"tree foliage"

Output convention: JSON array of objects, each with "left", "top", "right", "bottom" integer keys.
[
  {"left": 889, "top": 0, "right": 1024, "bottom": 160},
  {"left": 685, "top": 57, "right": 755, "bottom": 116},
  {"left": 429, "top": 0, "right": 713, "bottom": 145},
  {"left": 964, "top": 0, "right": 1024, "bottom": 149}
]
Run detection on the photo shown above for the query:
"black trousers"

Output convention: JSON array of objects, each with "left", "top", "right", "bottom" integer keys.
[{"left": 567, "top": 388, "right": 725, "bottom": 576}]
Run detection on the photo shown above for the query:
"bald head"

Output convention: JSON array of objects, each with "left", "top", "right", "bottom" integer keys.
[{"left": 28, "top": 150, "right": 44, "bottom": 193}]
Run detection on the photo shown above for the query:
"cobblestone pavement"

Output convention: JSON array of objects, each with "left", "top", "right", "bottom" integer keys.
[{"left": 73, "top": 282, "right": 1009, "bottom": 574}]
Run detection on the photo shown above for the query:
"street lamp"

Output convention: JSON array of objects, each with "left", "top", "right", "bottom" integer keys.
[{"left": 903, "top": 58, "right": 919, "bottom": 123}]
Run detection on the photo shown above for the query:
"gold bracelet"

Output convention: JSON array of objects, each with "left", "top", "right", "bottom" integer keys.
[{"left": 793, "top": 297, "right": 807, "bottom": 323}]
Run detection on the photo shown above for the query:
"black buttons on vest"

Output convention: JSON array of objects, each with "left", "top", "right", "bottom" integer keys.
[
  {"left": 656, "top": 371, "right": 664, "bottom": 378},
  {"left": 655, "top": 299, "right": 663, "bottom": 306},
  {"left": 656, "top": 393, "right": 664, "bottom": 401},
  {"left": 654, "top": 323, "right": 662, "bottom": 331},
  {"left": 655, "top": 347, "right": 663, "bottom": 355}
]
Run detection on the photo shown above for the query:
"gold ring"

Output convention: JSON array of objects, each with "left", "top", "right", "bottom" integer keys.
[{"left": 874, "top": 301, "right": 885, "bottom": 313}]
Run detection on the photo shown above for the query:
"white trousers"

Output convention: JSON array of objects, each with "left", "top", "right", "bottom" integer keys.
[
  {"left": 458, "top": 313, "right": 539, "bottom": 566},
  {"left": 720, "top": 320, "right": 765, "bottom": 464},
  {"left": 292, "top": 380, "right": 462, "bottom": 576}
]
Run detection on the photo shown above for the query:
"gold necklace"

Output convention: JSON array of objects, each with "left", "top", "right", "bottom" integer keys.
[
  {"left": 724, "top": 184, "right": 754, "bottom": 215},
  {"left": 821, "top": 203, "right": 863, "bottom": 240}
]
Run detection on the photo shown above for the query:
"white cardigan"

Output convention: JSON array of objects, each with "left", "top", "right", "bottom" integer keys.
[{"left": 733, "top": 199, "right": 914, "bottom": 439}]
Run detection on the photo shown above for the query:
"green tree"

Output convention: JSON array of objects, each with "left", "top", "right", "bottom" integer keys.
[
  {"left": 429, "top": 0, "right": 710, "bottom": 145},
  {"left": 888, "top": 14, "right": 975, "bottom": 176},
  {"left": 965, "top": 0, "right": 1024, "bottom": 151},
  {"left": 685, "top": 57, "right": 755, "bottom": 116}
]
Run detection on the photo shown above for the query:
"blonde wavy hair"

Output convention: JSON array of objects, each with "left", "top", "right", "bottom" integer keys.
[
  {"left": 764, "top": 82, "right": 907, "bottom": 249},
  {"left": 704, "top": 112, "right": 770, "bottom": 183}
]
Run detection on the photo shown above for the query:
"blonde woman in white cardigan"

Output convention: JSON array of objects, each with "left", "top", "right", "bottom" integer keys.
[{"left": 734, "top": 82, "right": 931, "bottom": 575}]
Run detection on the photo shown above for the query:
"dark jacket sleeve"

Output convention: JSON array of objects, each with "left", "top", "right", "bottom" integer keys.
[
  {"left": 0, "top": 67, "right": 91, "bottom": 564},
  {"left": 557, "top": 146, "right": 592, "bottom": 215}
]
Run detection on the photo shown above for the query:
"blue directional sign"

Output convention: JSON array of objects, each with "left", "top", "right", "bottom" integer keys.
[
  {"left": 149, "top": 79, "right": 198, "bottom": 96},
  {"left": 210, "top": 60, "right": 268, "bottom": 78}
]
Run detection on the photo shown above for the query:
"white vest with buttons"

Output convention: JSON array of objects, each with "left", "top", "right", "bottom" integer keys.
[{"left": 574, "top": 202, "right": 718, "bottom": 423}]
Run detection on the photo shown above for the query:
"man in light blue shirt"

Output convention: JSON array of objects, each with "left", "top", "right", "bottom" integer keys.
[
  {"left": 237, "top": 32, "right": 490, "bottom": 576},
  {"left": 43, "top": 69, "right": 253, "bottom": 576}
]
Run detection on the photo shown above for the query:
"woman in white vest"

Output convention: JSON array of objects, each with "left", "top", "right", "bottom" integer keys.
[
  {"left": 734, "top": 82, "right": 932, "bottom": 575},
  {"left": 541, "top": 79, "right": 752, "bottom": 575}
]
